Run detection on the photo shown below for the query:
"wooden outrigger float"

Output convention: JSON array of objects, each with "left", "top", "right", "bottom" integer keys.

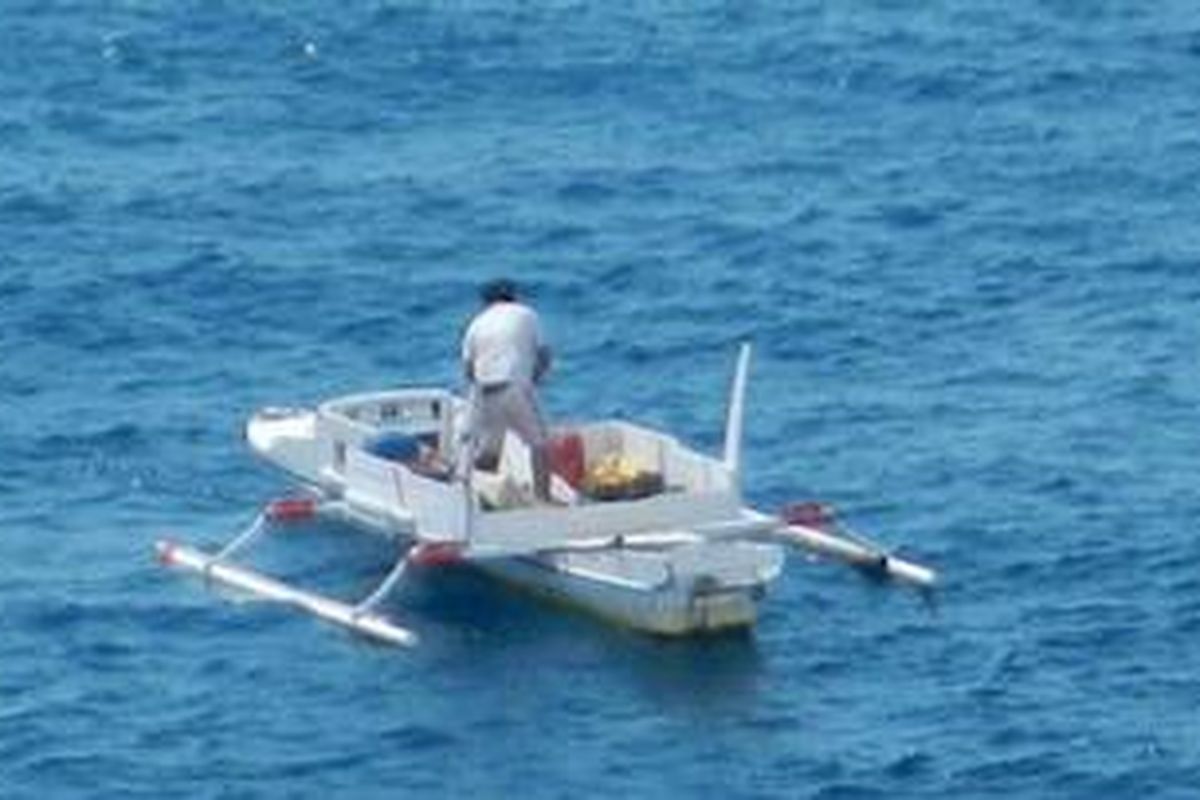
[{"left": 157, "top": 345, "right": 936, "bottom": 646}]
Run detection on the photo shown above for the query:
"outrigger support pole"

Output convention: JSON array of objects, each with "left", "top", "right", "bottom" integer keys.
[
  {"left": 775, "top": 524, "right": 937, "bottom": 590},
  {"left": 760, "top": 503, "right": 938, "bottom": 590},
  {"left": 156, "top": 541, "right": 418, "bottom": 646},
  {"left": 156, "top": 498, "right": 418, "bottom": 647},
  {"left": 352, "top": 556, "right": 409, "bottom": 617}
]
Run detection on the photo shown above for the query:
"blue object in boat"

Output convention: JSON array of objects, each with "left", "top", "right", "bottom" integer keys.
[{"left": 365, "top": 432, "right": 422, "bottom": 463}]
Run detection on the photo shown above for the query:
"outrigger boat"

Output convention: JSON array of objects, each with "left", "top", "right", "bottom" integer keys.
[{"left": 157, "top": 345, "right": 937, "bottom": 646}]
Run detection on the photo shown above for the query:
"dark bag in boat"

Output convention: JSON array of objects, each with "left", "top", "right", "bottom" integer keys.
[{"left": 589, "top": 470, "right": 664, "bottom": 501}]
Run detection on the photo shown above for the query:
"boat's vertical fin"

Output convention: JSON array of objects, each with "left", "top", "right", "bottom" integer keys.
[{"left": 723, "top": 342, "right": 752, "bottom": 489}]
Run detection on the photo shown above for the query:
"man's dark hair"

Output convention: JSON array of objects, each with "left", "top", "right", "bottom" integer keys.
[{"left": 480, "top": 278, "right": 518, "bottom": 304}]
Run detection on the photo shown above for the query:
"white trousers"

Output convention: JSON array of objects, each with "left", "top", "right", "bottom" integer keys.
[{"left": 469, "top": 381, "right": 548, "bottom": 467}]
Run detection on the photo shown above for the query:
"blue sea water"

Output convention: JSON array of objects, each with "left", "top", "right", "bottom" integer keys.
[{"left": 4, "top": 1, "right": 1200, "bottom": 797}]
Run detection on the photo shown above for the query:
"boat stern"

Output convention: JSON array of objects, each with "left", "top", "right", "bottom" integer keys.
[
  {"left": 486, "top": 539, "right": 785, "bottom": 637},
  {"left": 655, "top": 540, "right": 785, "bottom": 635}
]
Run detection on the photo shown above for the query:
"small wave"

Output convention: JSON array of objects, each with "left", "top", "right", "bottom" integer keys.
[
  {"left": 884, "top": 749, "right": 936, "bottom": 779},
  {"left": 811, "top": 781, "right": 888, "bottom": 800},
  {"left": 0, "top": 187, "right": 80, "bottom": 225},
  {"left": 873, "top": 202, "right": 944, "bottom": 230},
  {"left": 379, "top": 723, "right": 460, "bottom": 751},
  {"left": 38, "top": 423, "right": 147, "bottom": 456},
  {"left": 556, "top": 178, "right": 618, "bottom": 204}
]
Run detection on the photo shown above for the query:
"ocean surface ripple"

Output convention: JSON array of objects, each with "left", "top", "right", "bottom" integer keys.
[{"left": 3, "top": 2, "right": 1199, "bottom": 798}]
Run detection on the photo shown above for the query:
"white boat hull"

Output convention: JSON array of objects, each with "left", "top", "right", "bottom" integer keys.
[
  {"left": 247, "top": 401, "right": 783, "bottom": 636},
  {"left": 476, "top": 547, "right": 770, "bottom": 635}
]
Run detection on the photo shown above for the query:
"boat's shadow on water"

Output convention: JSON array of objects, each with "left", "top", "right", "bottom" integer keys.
[
  {"left": 401, "top": 564, "right": 766, "bottom": 711},
  {"left": 606, "top": 629, "right": 766, "bottom": 712}
]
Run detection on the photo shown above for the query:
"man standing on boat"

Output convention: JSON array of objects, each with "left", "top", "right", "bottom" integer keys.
[{"left": 461, "top": 278, "right": 553, "bottom": 500}]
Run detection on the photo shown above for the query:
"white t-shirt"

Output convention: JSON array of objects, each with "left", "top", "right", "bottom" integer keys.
[{"left": 461, "top": 301, "right": 545, "bottom": 387}]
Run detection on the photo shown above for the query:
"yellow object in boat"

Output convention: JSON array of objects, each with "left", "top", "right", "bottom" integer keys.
[{"left": 584, "top": 455, "right": 663, "bottom": 500}]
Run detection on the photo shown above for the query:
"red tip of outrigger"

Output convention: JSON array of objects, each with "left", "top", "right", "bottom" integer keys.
[
  {"left": 265, "top": 497, "right": 319, "bottom": 523},
  {"left": 407, "top": 541, "right": 465, "bottom": 568},
  {"left": 155, "top": 539, "right": 178, "bottom": 566},
  {"left": 781, "top": 501, "right": 836, "bottom": 531}
]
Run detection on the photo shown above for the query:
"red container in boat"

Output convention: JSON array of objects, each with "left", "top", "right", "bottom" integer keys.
[{"left": 547, "top": 432, "right": 585, "bottom": 489}]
